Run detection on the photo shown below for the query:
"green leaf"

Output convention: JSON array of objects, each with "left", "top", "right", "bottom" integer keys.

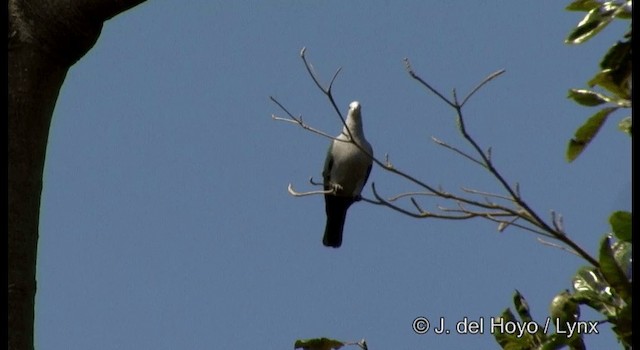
[
  {"left": 611, "top": 240, "right": 632, "bottom": 280},
  {"left": 610, "top": 302, "right": 633, "bottom": 347},
  {"left": 548, "top": 290, "right": 585, "bottom": 348},
  {"left": 572, "top": 266, "right": 619, "bottom": 317},
  {"left": 294, "top": 338, "right": 345, "bottom": 350},
  {"left": 600, "top": 40, "right": 632, "bottom": 71},
  {"left": 493, "top": 309, "right": 537, "bottom": 350},
  {"left": 618, "top": 116, "right": 631, "bottom": 136},
  {"left": 513, "top": 290, "right": 533, "bottom": 323},
  {"left": 597, "top": 40, "right": 632, "bottom": 101},
  {"left": 565, "top": 0, "right": 602, "bottom": 11},
  {"left": 568, "top": 337, "right": 587, "bottom": 350},
  {"left": 567, "top": 89, "right": 609, "bottom": 106},
  {"left": 599, "top": 235, "right": 632, "bottom": 304},
  {"left": 588, "top": 70, "right": 630, "bottom": 99},
  {"left": 539, "top": 333, "right": 575, "bottom": 350},
  {"left": 609, "top": 211, "right": 631, "bottom": 242},
  {"left": 549, "top": 290, "right": 580, "bottom": 325},
  {"left": 566, "top": 107, "right": 618, "bottom": 162},
  {"left": 573, "top": 266, "right": 609, "bottom": 294},
  {"left": 565, "top": 6, "right": 616, "bottom": 44},
  {"left": 613, "top": 1, "right": 633, "bottom": 19}
]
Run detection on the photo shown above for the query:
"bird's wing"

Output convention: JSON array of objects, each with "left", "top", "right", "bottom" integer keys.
[
  {"left": 362, "top": 163, "right": 372, "bottom": 191},
  {"left": 322, "top": 141, "right": 335, "bottom": 190}
]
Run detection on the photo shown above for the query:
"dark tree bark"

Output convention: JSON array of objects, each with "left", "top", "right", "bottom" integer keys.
[{"left": 8, "top": 1, "right": 147, "bottom": 349}]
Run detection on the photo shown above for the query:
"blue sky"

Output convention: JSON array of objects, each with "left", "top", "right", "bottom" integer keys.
[{"left": 36, "top": 1, "right": 631, "bottom": 349}]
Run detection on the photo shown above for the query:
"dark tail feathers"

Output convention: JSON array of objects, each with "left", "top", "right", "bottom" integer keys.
[{"left": 323, "top": 195, "right": 354, "bottom": 248}]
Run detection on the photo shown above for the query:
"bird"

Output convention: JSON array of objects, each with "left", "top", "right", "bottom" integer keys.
[{"left": 322, "top": 101, "right": 373, "bottom": 248}]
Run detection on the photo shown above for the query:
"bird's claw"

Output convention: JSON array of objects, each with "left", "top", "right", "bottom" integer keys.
[{"left": 330, "top": 183, "right": 343, "bottom": 195}]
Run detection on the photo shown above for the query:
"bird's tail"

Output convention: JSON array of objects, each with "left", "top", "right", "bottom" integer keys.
[{"left": 323, "top": 195, "right": 354, "bottom": 248}]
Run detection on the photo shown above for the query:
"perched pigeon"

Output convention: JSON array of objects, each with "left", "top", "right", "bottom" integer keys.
[{"left": 322, "top": 101, "right": 373, "bottom": 248}]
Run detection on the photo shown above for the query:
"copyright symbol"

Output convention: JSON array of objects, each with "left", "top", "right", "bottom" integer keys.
[{"left": 412, "top": 317, "right": 430, "bottom": 334}]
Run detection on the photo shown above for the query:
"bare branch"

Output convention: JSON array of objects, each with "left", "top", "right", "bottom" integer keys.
[
  {"left": 369, "top": 183, "right": 429, "bottom": 218},
  {"left": 432, "top": 136, "right": 485, "bottom": 167},
  {"left": 436, "top": 202, "right": 556, "bottom": 238},
  {"left": 271, "top": 114, "right": 338, "bottom": 140},
  {"left": 439, "top": 202, "right": 509, "bottom": 218},
  {"left": 403, "top": 58, "right": 455, "bottom": 108},
  {"left": 300, "top": 47, "right": 348, "bottom": 131},
  {"left": 309, "top": 177, "right": 323, "bottom": 186},
  {"left": 271, "top": 96, "right": 352, "bottom": 142},
  {"left": 387, "top": 191, "right": 438, "bottom": 201},
  {"left": 328, "top": 67, "right": 343, "bottom": 93},
  {"left": 461, "top": 187, "right": 514, "bottom": 202},
  {"left": 275, "top": 49, "right": 599, "bottom": 267},
  {"left": 411, "top": 64, "right": 596, "bottom": 264},
  {"left": 401, "top": 62, "right": 569, "bottom": 244},
  {"left": 460, "top": 69, "right": 506, "bottom": 107},
  {"left": 537, "top": 238, "right": 581, "bottom": 258},
  {"left": 486, "top": 215, "right": 555, "bottom": 238},
  {"left": 288, "top": 183, "right": 333, "bottom": 197},
  {"left": 370, "top": 183, "right": 475, "bottom": 219},
  {"left": 410, "top": 197, "right": 425, "bottom": 214},
  {"left": 299, "top": 48, "right": 380, "bottom": 171},
  {"left": 300, "top": 47, "right": 328, "bottom": 94}
]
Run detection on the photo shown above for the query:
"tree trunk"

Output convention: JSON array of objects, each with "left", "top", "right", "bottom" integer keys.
[{"left": 8, "top": 1, "right": 147, "bottom": 348}]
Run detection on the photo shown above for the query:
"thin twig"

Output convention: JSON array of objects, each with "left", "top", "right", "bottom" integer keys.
[
  {"left": 387, "top": 191, "right": 439, "bottom": 201},
  {"left": 487, "top": 215, "right": 556, "bottom": 238},
  {"left": 271, "top": 114, "right": 338, "bottom": 141},
  {"left": 370, "top": 183, "right": 474, "bottom": 219},
  {"left": 537, "top": 238, "right": 581, "bottom": 258},
  {"left": 288, "top": 184, "right": 333, "bottom": 197},
  {"left": 461, "top": 187, "right": 514, "bottom": 201},
  {"left": 270, "top": 96, "right": 359, "bottom": 144},
  {"left": 404, "top": 58, "right": 455, "bottom": 108},
  {"left": 460, "top": 69, "right": 506, "bottom": 107},
  {"left": 432, "top": 136, "right": 485, "bottom": 167},
  {"left": 410, "top": 197, "right": 425, "bottom": 214},
  {"left": 300, "top": 48, "right": 348, "bottom": 134},
  {"left": 300, "top": 48, "right": 377, "bottom": 164},
  {"left": 309, "top": 177, "right": 323, "bottom": 186},
  {"left": 407, "top": 65, "right": 599, "bottom": 266}
]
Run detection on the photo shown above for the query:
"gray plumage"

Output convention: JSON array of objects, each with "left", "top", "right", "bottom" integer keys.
[{"left": 322, "top": 101, "right": 373, "bottom": 248}]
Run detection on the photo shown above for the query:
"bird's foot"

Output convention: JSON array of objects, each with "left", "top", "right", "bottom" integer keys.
[{"left": 329, "top": 182, "right": 343, "bottom": 195}]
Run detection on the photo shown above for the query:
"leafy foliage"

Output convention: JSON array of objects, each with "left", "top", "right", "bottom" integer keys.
[
  {"left": 493, "top": 3, "right": 632, "bottom": 348},
  {"left": 566, "top": 107, "right": 618, "bottom": 162},
  {"left": 294, "top": 338, "right": 367, "bottom": 350},
  {"left": 294, "top": 338, "right": 345, "bottom": 350},
  {"left": 609, "top": 211, "right": 632, "bottom": 242},
  {"left": 495, "top": 216, "right": 632, "bottom": 349},
  {"left": 564, "top": 0, "right": 632, "bottom": 162}
]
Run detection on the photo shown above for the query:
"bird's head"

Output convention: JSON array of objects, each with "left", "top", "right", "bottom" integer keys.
[
  {"left": 349, "top": 101, "right": 361, "bottom": 113},
  {"left": 342, "top": 100, "right": 367, "bottom": 139},
  {"left": 347, "top": 101, "right": 362, "bottom": 123}
]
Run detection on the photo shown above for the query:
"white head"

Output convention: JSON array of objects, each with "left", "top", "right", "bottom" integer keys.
[
  {"left": 347, "top": 101, "right": 362, "bottom": 123},
  {"left": 343, "top": 101, "right": 365, "bottom": 137},
  {"left": 349, "top": 101, "right": 361, "bottom": 113}
]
